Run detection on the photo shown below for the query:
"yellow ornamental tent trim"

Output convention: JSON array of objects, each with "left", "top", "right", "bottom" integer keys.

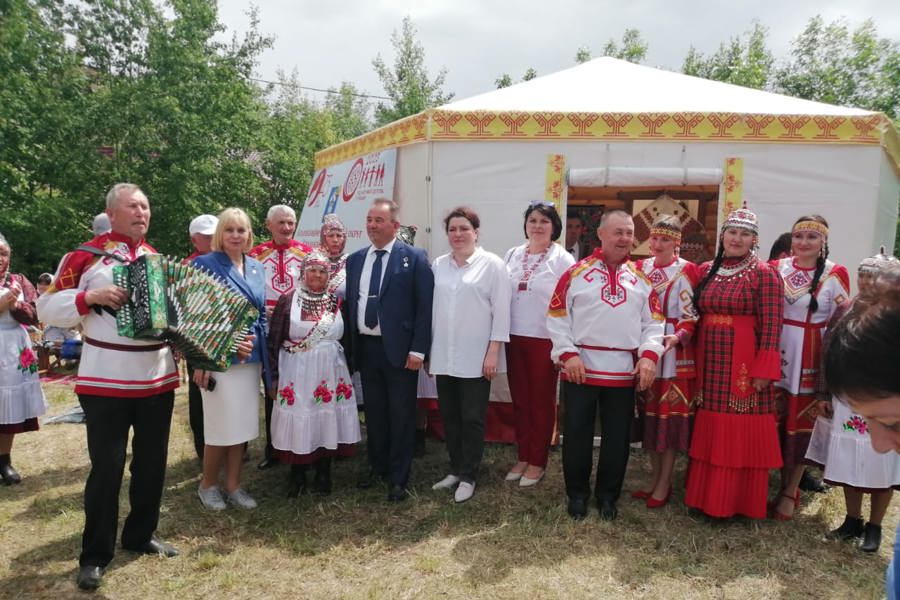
[{"left": 315, "top": 110, "right": 899, "bottom": 173}]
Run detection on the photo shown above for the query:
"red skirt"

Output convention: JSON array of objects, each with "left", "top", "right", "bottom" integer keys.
[
  {"left": 641, "top": 377, "right": 694, "bottom": 452},
  {"left": 685, "top": 409, "right": 783, "bottom": 519},
  {"left": 274, "top": 444, "right": 356, "bottom": 465}
]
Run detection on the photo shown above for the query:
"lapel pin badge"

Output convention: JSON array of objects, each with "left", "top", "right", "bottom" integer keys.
[{"left": 402, "top": 256, "right": 409, "bottom": 268}]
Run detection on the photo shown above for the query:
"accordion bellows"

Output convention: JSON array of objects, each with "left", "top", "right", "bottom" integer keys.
[{"left": 113, "top": 255, "right": 259, "bottom": 371}]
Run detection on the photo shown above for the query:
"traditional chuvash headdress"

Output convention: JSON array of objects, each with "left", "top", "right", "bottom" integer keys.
[
  {"left": 791, "top": 219, "right": 829, "bottom": 239},
  {"left": 858, "top": 246, "right": 899, "bottom": 274},
  {"left": 649, "top": 214, "right": 682, "bottom": 244},
  {"left": 319, "top": 214, "right": 347, "bottom": 255},
  {"left": 721, "top": 207, "right": 759, "bottom": 236},
  {"left": 300, "top": 249, "right": 331, "bottom": 283}
]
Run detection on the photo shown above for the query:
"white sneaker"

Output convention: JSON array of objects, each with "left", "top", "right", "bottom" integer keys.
[
  {"left": 432, "top": 474, "right": 460, "bottom": 490},
  {"left": 226, "top": 487, "right": 258, "bottom": 510},
  {"left": 454, "top": 481, "right": 475, "bottom": 503},
  {"left": 197, "top": 485, "right": 227, "bottom": 511}
]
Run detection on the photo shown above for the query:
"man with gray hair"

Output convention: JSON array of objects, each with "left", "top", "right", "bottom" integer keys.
[
  {"left": 38, "top": 183, "right": 180, "bottom": 591},
  {"left": 248, "top": 204, "right": 313, "bottom": 469}
]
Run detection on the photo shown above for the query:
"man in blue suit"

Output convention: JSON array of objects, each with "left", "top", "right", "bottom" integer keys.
[{"left": 345, "top": 198, "right": 434, "bottom": 501}]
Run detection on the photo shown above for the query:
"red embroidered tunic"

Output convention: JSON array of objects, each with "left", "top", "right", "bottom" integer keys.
[{"left": 248, "top": 240, "right": 313, "bottom": 308}]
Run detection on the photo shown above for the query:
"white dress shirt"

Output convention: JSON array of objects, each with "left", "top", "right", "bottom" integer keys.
[
  {"left": 429, "top": 247, "right": 511, "bottom": 378},
  {"left": 356, "top": 238, "right": 396, "bottom": 336},
  {"left": 504, "top": 243, "right": 575, "bottom": 339}
]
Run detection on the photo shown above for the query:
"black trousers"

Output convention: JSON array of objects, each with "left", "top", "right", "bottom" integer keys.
[
  {"left": 358, "top": 335, "right": 418, "bottom": 487},
  {"left": 263, "top": 386, "right": 275, "bottom": 459},
  {"left": 562, "top": 382, "right": 634, "bottom": 503},
  {"left": 77, "top": 391, "right": 174, "bottom": 567},
  {"left": 435, "top": 375, "right": 490, "bottom": 484},
  {"left": 186, "top": 368, "right": 204, "bottom": 459}
]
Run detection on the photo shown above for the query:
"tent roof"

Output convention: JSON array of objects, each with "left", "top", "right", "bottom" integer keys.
[{"left": 441, "top": 57, "right": 874, "bottom": 116}]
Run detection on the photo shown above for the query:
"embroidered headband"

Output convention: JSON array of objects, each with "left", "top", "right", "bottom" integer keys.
[
  {"left": 649, "top": 218, "right": 682, "bottom": 243},
  {"left": 792, "top": 220, "right": 829, "bottom": 238},
  {"left": 721, "top": 208, "right": 758, "bottom": 236}
]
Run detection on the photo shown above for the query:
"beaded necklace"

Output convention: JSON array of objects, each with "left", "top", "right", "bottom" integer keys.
[
  {"left": 518, "top": 245, "right": 550, "bottom": 292},
  {"left": 284, "top": 289, "right": 338, "bottom": 353},
  {"left": 713, "top": 253, "right": 755, "bottom": 281}
]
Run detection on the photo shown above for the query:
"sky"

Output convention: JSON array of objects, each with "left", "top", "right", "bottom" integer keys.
[{"left": 216, "top": 0, "right": 900, "bottom": 106}]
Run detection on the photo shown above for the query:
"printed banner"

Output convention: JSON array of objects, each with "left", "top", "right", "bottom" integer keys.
[
  {"left": 544, "top": 153, "right": 565, "bottom": 211},
  {"left": 295, "top": 148, "right": 397, "bottom": 253},
  {"left": 720, "top": 157, "right": 744, "bottom": 225}
]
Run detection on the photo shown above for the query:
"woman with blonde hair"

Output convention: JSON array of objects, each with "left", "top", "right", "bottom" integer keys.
[{"left": 192, "top": 208, "right": 269, "bottom": 510}]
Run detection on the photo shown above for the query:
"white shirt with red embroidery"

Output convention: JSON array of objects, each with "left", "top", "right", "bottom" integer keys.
[
  {"left": 248, "top": 240, "right": 313, "bottom": 307},
  {"left": 547, "top": 249, "right": 665, "bottom": 387},
  {"left": 36, "top": 232, "right": 179, "bottom": 398}
]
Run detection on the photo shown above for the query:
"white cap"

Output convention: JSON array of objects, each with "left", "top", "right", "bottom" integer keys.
[
  {"left": 92, "top": 213, "right": 111, "bottom": 236},
  {"left": 189, "top": 214, "right": 218, "bottom": 236}
]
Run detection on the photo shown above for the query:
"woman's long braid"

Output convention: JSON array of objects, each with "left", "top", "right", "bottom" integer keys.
[
  {"left": 807, "top": 242, "right": 829, "bottom": 314},
  {"left": 692, "top": 243, "right": 725, "bottom": 316}
]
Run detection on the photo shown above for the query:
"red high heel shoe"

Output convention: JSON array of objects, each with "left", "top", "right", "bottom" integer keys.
[
  {"left": 771, "top": 490, "right": 801, "bottom": 521},
  {"left": 646, "top": 487, "right": 672, "bottom": 509}
]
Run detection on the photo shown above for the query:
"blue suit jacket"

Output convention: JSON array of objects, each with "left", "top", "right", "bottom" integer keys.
[
  {"left": 345, "top": 240, "right": 434, "bottom": 369},
  {"left": 192, "top": 251, "right": 270, "bottom": 384}
]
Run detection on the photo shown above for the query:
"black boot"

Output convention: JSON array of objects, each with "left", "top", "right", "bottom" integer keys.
[
  {"left": 860, "top": 522, "right": 882, "bottom": 553},
  {"left": 0, "top": 454, "right": 21, "bottom": 485},
  {"left": 826, "top": 515, "right": 865, "bottom": 541},
  {"left": 287, "top": 465, "right": 307, "bottom": 498},
  {"left": 314, "top": 458, "right": 332, "bottom": 495},
  {"left": 414, "top": 429, "right": 426, "bottom": 458},
  {"left": 798, "top": 468, "right": 830, "bottom": 493}
]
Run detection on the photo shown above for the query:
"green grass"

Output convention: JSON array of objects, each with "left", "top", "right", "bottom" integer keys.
[{"left": 0, "top": 383, "right": 894, "bottom": 599}]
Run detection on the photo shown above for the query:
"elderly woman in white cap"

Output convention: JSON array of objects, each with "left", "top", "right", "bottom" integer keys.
[
  {"left": 683, "top": 207, "right": 784, "bottom": 520},
  {"left": 0, "top": 232, "right": 48, "bottom": 484}
]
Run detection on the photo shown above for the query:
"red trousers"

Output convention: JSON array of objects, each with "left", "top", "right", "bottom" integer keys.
[{"left": 506, "top": 335, "right": 558, "bottom": 468}]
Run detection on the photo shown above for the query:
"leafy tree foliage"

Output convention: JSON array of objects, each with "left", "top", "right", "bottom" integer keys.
[
  {"left": 682, "top": 22, "right": 773, "bottom": 89},
  {"left": 575, "top": 46, "right": 591, "bottom": 64},
  {"left": 372, "top": 16, "right": 453, "bottom": 126},
  {"left": 775, "top": 17, "right": 899, "bottom": 122},
  {"left": 601, "top": 28, "right": 648, "bottom": 63}
]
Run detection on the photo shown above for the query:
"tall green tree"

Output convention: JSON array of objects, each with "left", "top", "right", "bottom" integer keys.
[
  {"left": 324, "top": 82, "right": 372, "bottom": 141},
  {"left": 682, "top": 22, "right": 773, "bottom": 89},
  {"left": 372, "top": 16, "right": 453, "bottom": 126},
  {"left": 601, "top": 28, "right": 648, "bottom": 63},
  {"left": 775, "top": 16, "right": 899, "bottom": 121}
]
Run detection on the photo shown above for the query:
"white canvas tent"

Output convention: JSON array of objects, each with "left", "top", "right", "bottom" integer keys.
[{"left": 300, "top": 57, "right": 899, "bottom": 278}]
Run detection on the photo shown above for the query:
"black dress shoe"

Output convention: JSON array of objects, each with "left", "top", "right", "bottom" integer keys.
[
  {"left": 124, "top": 538, "right": 179, "bottom": 557},
  {"left": 597, "top": 499, "right": 618, "bottom": 521},
  {"left": 826, "top": 515, "right": 865, "bottom": 541},
  {"left": 798, "top": 469, "right": 830, "bottom": 493},
  {"left": 860, "top": 522, "right": 882, "bottom": 553},
  {"left": 567, "top": 497, "right": 588, "bottom": 520},
  {"left": 257, "top": 456, "right": 279, "bottom": 470},
  {"left": 387, "top": 484, "right": 408, "bottom": 502},
  {"left": 77, "top": 565, "right": 104, "bottom": 591},
  {"left": 0, "top": 454, "right": 21, "bottom": 485},
  {"left": 357, "top": 469, "right": 382, "bottom": 490}
]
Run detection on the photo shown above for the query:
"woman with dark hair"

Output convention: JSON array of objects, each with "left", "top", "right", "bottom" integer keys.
[
  {"left": 683, "top": 207, "right": 784, "bottom": 519},
  {"left": 771, "top": 215, "right": 850, "bottom": 520},
  {"left": 430, "top": 206, "right": 510, "bottom": 503},
  {"left": 502, "top": 201, "right": 574, "bottom": 486},
  {"left": 0, "top": 232, "right": 47, "bottom": 484},
  {"left": 768, "top": 232, "right": 793, "bottom": 261},
  {"left": 633, "top": 215, "right": 699, "bottom": 507},
  {"left": 821, "top": 263, "right": 900, "bottom": 598},
  {"left": 807, "top": 251, "right": 900, "bottom": 553}
]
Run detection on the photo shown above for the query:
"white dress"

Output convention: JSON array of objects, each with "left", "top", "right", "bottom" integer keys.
[
  {"left": 271, "top": 300, "right": 361, "bottom": 456},
  {"left": 0, "top": 287, "right": 47, "bottom": 426},
  {"left": 806, "top": 403, "right": 900, "bottom": 489}
]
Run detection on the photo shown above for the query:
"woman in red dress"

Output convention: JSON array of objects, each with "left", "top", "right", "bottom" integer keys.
[{"left": 684, "top": 208, "right": 784, "bottom": 519}]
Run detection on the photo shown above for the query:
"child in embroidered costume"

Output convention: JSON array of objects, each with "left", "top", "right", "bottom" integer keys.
[{"left": 806, "top": 249, "right": 900, "bottom": 552}]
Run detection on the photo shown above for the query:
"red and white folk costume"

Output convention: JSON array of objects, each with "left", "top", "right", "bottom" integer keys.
[
  {"left": 547, "top": 249, "right": 665, "bottom": 385},
  {"left": 635, "top": 255, "right": 700, "bottom": 451},
  {"left": 36, "top": 232, "right": 179, "bottom": 397},
  {"left": 774, "top": 254, "right": 849, "bottom": 465},
  {"left": 248, "top": 239, "right": 314, "bottom": 310},
  {"left": 684, "top": 209, "right": 784, "bottom": 519}
]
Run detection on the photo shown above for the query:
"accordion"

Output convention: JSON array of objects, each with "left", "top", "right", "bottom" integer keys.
[{"left": 113, "top": 254, "right": 259, "bottom": 371}]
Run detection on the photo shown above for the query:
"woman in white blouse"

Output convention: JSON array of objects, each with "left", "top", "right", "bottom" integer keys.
[
  {"left": 430, "top": 207, "right": 511, "bottom": 503},
  {"left": 503, "top": 202, "right": 575, "bottom": 486}
]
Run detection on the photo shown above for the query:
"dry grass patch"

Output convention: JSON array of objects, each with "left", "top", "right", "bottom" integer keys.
[{"left": 0, "top": 383, "right": 894, "bottom": 599}]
